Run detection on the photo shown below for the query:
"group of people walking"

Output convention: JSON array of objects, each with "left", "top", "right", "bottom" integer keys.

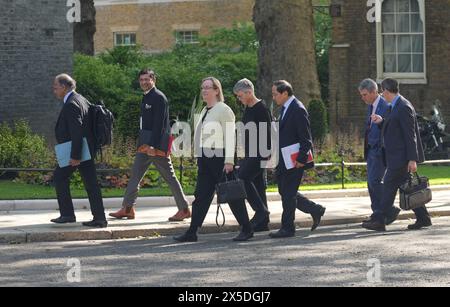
[{"left": 49, "top": 69, "right": 431, "bottom": 243}]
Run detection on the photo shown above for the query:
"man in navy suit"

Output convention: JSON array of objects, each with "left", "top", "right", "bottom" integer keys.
[
  {"left": 51, "top": 74, "right": 107, "bottom": 228},
  {"left": 269, "top": 80, "right": 326, "bottom": 238},
  {"left": 358, "top": 79, "right": 394, "bottom": 224},
  {"left": 364, "top": 78, "right": 431, "bottom": 231}
]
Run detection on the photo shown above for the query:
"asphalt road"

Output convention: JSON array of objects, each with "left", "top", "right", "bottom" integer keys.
[{"left": 1, "top": 217, "right": 450, "bottom": 287}]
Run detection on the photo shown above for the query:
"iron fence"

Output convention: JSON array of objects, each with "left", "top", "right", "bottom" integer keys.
[{"left": 1, "top": 158, "right": 449, "bottom": 190}]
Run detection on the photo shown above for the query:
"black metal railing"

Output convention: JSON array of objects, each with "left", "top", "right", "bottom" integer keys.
[{"left": 1, "top": 159, "right": 449, "bottom": 190}]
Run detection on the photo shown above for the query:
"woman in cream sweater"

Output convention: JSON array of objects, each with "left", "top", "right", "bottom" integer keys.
[{"left": 174, "top": 77, "right": 253, "bottom": 242}]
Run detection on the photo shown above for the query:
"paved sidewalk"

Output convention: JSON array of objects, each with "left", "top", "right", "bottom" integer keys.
[{"left": 1, "top": 187, "right": 449, "bottom": 244}]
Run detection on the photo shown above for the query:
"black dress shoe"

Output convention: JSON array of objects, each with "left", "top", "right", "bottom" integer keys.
[
  {"left": 269, "top": 229, "right": 295, "bottom": 238},
  {"left": 311, "top": 206, "right": 326, "bottom": 231},
  {"left": 407, "top": 219, "right": 432, "bottom": 230},
  {"left": 51, "top": 216, "right": 76, "bottom": 224},
  {"left": 253, "top": 224, "right": 270, "bottom": 232},
  {"left": 362, "top": 220, "right": 386, "bottom": 231},
  {"left": 385, "top": 207, "right": 401, "bottom": 225},
  {"left": 251, "top": 215, "right": 270, "bottom": 232},
  {"left": 173, "top": 232, "right": 198, "bottom": 242},
  {"left": 232, "top": 231, "right": 254, "bottom": 242},
  {"left": 82, "top": 220, "right": 107, "bottom": 228}
]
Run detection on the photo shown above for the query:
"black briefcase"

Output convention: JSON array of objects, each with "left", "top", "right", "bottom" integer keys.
[
  {"left": 399, "top": 173, "right": 432, "bottom": 210},
  {"left": 216, "top": 172, "right": 247, "bottom": 204}
]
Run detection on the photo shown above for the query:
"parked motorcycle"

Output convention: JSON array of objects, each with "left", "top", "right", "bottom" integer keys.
[{"left": 417, "top": 101, "right": 450, "bottom": 158}]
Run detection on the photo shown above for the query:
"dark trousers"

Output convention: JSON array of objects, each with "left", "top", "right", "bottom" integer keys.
[
  {"left": 366, "top": 146, "right": 386, "bottom": 215},
  {"left": 188, "top": 156, "right": 251, "bottom": 233},
  {"left": 277, "top": 168, "right": 323, "bottom": 233},
  {"left": 374, "top": 164, "right": 430, "bottom": 224},
  {"left": 236, "top": 158, "right": 269, "bottom": 220},
  {"left": 53, "top": 159, "right": 105, "bottom": 221}
]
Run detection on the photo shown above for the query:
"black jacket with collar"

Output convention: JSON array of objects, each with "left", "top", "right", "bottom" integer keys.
[
  {"left": 381, "top": 95, "right": 425, "bottom": 168},
  {"left": 277, "top": 97, "right": 314, "bottom": 173},
  {"left": 141, "top": 87, "right": 170, "bottom": 148},
  {"left": 55, "top": 92, "right": 94, "bottom": 160}
]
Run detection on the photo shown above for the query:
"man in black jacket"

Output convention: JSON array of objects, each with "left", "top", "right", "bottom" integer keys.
[
  {"left": 109, "top": 69, "right": 190, "bottom": 221},
  {"left": 51, "top": 74, "right": 107, "bottom": 228},
  {"left": 269, "top": 80, "right": 326, "bottom": 238}
]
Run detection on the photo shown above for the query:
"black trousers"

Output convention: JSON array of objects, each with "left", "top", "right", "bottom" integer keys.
[
  {"left": 277, "top": 168, "right": 323, "bottom": 233},
  {"left": 374, "top": 164, "right": 430, "bottom": 224},
  {"left": 236, "top": 158, "right": 269, "bottom": 220},
  {"left": 53, "top": 159, "right": 106, "bottom": 221},
  {"left": 189, "top": 156, "right": 251, "bottom": 233}
]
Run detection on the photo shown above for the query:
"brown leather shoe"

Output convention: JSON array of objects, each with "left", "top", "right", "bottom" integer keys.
[
  {"left": 168, "top": 208, "right": 191, "bottom": 221},
  {"left": 109, "top": 207, "right": 135, "bottom": 220}
]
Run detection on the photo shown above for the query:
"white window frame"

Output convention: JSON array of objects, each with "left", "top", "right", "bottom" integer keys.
[
  {"left": 114, "top": 32, "right": 137, "bottom": 47},
  {"left": 175, "top": 30, "right": 200, "bottom": 44},
  {"left": 376, "top": 0, "right": 427, "bottom": 84}
]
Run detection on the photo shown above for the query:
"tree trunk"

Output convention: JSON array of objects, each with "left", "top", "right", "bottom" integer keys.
[
  {"left": 253, "top": 0, "right": 321, "bottom": 110},
  {"left": 73, "top": 0, "right": 96, "bottom": 55}
]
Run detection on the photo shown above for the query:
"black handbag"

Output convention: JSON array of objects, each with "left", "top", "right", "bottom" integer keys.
[
  {"left": 399, "top": 172, "right": 432, "bottom": 210},
  {"left": 215, "top": 172, "right": 247, "bottom": 204}
]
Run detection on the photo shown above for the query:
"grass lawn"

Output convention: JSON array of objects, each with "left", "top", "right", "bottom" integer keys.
[{"left": 0, "top": 165, "right": 448, "bottom": 200}]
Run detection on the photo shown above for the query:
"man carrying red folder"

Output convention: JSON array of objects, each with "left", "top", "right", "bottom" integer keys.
[{"left": 270, "top": 80, "right": 326, "bottom": 238}]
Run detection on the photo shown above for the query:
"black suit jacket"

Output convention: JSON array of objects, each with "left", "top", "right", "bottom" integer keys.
[
  {"left": 141, "top": 87, "right": 170, "bottom": 148},
  {"left": 382, "top": 95, "right": 425, "bottom": 169},
  {"left": 55, "top": 92, "right": 94, "bottom": 160},
  {"left": 277, "top": 97, "right": 314, "bottom": 174}
]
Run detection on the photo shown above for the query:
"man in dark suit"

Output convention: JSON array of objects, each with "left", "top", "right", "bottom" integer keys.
[
  {"left": 51, "top": 74, "right": 107, "bottom": 227},
  {"left": 269, "top": 80, "right": 326, "bottom": 238},
  {"left": 358, "top": 78, "right": 393, "bottom": 223},
  {"left": 364, "top": 78, "right": 432, "bottom": 231}
]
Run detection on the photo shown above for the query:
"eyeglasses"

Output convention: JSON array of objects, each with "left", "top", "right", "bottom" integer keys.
[{"left": 201, "top": 86, "right": 216, "bottom": 91}]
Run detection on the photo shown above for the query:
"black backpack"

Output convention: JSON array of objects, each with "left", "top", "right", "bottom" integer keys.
[{"left": 89, "top": 101, "right": 114, "bottom": 157}]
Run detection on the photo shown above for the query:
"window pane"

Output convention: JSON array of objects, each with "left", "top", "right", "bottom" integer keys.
[
  {"left": 116, "top": 34, "right": 122, "bottom": 45},
  {"left": 383, "top": 0, "right": 395, "bottom": 12},
  {"left": 413, "top": 54, "right": 424, "bottom": 72},
  {"left": 411, "top": 13, "right": 423, "bottom": 32},
  {"left": 382, "top": 14, "right": 395, "bottom": 33},
  {"left": 398, "top": 54, "right": 412, "bottom": 72},
  {"left": 124, "top": 35, "right": 131, "bottom": 45},
  {"left": 397, "top": 0, "right": 410, "bottom": 12},
  {"left": 411, "top": 0, "right": 420, "bottom": 12},
  {"left": 384, "top": 54, "right": 397, "bottom": 72},
  {"left": 396, "top": 14, "right": 410, "bottom": 32},
  {"left": 398, "top": 35, "right": 411, "bottom": 52},
  {"left": 131, "top": 34, "right": 136, "bottom": 45},
  {"left": 412, "top": 35, "right": 423, "bottom": 52},
  {"left": 383, "top": 35, "right": 396, "bottom": 52}
]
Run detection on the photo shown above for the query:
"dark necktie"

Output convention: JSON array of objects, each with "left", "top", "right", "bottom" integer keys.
[{"left": 280, "top": 106, "right": 286, "bottom": 122}]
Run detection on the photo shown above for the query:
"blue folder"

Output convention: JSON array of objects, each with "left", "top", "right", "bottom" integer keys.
[{"left": 55, "top": 137, "right": 92, "bottom": 168}]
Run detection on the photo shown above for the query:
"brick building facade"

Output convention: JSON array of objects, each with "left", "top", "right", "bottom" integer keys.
[
  {"left": 329, "top": 0, "right": 450, "bottom": 131},
  {"left": 0, "top": 0, "right": 73, "bottom": 140},
  {"left": 94, "top": 0, "right": 254, "bottom": 53}
]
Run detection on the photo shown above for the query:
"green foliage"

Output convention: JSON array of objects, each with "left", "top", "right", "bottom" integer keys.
[
  {"left": 308, "top": 99, "right": 329, "bottom": 144},
  {"left": 314, "top": 6, "right": 332, "bottom": 102},
  {"left": 0, "top": 120, "right": 53, "bottom": 169},
  {"left": 74, "top": 24, "right": 258, "bottom": 138}
]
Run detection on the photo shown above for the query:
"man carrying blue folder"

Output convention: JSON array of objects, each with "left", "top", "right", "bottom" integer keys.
[{"left": 51, "top": 74, "right": 107, "bottom": 228}]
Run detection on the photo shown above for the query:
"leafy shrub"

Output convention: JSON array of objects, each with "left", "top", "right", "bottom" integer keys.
[{"left": 308, "top": 99, "right": 328, "bottom": 144}]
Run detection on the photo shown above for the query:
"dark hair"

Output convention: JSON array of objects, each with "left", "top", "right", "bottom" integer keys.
[
  {"left": 138, "top": 69, "right": 156, "bottom": 80},
  {"left": 273, "top": 80, "right": 294, "bottom": 96},
  {"left": 381, "top": 78, "right": 399, "bottom": 94}
]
